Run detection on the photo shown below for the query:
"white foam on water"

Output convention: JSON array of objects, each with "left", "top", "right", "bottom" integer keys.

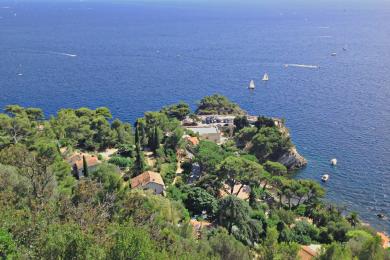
[
  {"left": 284, "top": 64, "right": 319, "bottom": 69},
  {"left": 49, "top": 51, "right": 77, "bottom": 57},
  {"left": 318, "top": 35, "right": 332, "bottom": 38}
]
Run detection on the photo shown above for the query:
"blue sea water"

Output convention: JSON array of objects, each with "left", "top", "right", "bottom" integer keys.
[{"left": 0, "top": 1, "right": 389, "bottom": 232}]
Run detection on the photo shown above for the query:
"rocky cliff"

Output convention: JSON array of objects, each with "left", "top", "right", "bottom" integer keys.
[
  {"left": 277, "top": 147, "right": 307, "bottom": 170},
  {"left": 273, "top": 118, "right": 307, "bottom": 170}
]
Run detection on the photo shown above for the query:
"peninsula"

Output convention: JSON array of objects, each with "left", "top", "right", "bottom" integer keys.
[{"left": 0, "top": 95, "right": 388, "bottom": 259}]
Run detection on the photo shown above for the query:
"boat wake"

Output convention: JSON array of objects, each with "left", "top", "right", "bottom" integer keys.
[
  {"left": 48, "top": 51, "right": 77, "bottom": 58},
  {"left": 284, "top": 64, "right": 319, "bottom": 69},
  {"left": 318, "top": 35, "right": 332, "bottom": 38}
]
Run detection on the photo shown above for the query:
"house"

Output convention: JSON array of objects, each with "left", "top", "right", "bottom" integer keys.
[
  {"left": 67, "top": 153, "right": 101, "bottom": 178},
  {"left": 184, "top": 135, "right": 200, "bottom": 146},
  {"left": 186, "top": 126, "right": 221, "bottom": 143},
  {"left": 298, "top": 245, "right": 321, "bottom": 260},
  {"left": 197, "top": 115, "right": 236, "bottom": 125},
  {"left": 131, "top": 171, "right": 165, "bottom": 195},
  {"left": 377, "top": 232, "right": 390, "bottom": 249}
]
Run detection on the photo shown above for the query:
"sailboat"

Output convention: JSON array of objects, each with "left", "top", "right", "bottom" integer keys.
[
  {"left": 262, "top": 73, "right": 269, "bottom": 81},
  {"left": 248, "top": 80, "right": 255, "bottom": 89}
]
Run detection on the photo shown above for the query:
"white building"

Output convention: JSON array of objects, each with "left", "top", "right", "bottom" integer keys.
[
  {"left": 186, "top": 126, "right": 221, "bottom": 143},
  {"left": 131, "top": 171, "right": 165, "bottom": 195}
]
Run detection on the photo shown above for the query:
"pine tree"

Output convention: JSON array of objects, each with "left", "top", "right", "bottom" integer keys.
[{"left": 83, "top": 155, "right": 89, "bottom": 177}]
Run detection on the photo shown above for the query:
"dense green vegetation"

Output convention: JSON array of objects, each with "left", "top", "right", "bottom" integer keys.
[
  {"left": 0, "top": 96, "right": 389, "bottom": 260},
  {"left": 196, "top": 94, "right": 245, "bottom": 115}
]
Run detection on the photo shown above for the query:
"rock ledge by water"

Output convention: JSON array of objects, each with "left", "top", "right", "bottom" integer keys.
[
  {"left": 277, "top": 147, "right": 307, "bottom": 170},
  {"left": 274, "top": 118, "right": 307, "bottom": 170}
]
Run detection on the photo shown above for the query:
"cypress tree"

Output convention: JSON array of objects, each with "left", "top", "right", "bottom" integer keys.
[
  {"left": 82, "top": 155, "right": 89, "bottom": 177},
  {"left": 150, "top": 126, "right": 161, "bottom": 152},
  {"left": 72, "top": 165, "right": 80, "bottom": 180},
  {"left": 134, "top": 142, "right": 145, "bottom": 176},
  {"left": 135, "top": 122, "right": 140, "bottom": 145}
]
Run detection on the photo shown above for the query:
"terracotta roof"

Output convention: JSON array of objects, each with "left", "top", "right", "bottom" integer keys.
[
  {"left": 131, "top": 171, "right": 165, "bottom": 189},
  {"left": 298, "top": 245, "right": 321, "bottom": 260},
  {"left": 377, "top": 232, "right": 390, "bottom": 249},
  {"left": 68, "top": 153, "right": 100, "bottom": 170},
  {"left": 186, "top": 136, "right": 199, "bottom": 146}
]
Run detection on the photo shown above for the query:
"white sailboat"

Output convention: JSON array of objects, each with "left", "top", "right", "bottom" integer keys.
[
  {"left": 262, "top": 73, "right": 269, "bottom": 81},
  {"left": 249, "top": 80, "right": 255, "bottom": 89}
]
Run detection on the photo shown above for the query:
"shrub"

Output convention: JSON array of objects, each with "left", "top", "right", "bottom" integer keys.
[{"left": 108, "top": 156, "right": 134, "bottom": 168}]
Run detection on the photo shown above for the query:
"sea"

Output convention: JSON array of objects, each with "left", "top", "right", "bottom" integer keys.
[{"left": 0, "top": 0, "right": 389, "bottom": 233}]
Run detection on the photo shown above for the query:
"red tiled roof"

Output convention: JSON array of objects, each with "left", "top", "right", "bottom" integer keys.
[
  {"left": 68, "top": 153, "right": 100, "bottom": 170},
  {"left": 186, "top": 136, "right": 199, "bottom": 146},
  {"left": 298, "top": 245, "right": 319, "bottom": 260},
  {"left": 131, "top": 171, "right": 165, "bottom": 189},
  {"left": 378, "top": 232, "right": 390, "bottom": 249}
]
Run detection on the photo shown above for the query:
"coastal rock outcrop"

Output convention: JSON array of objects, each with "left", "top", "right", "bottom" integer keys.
[
  {"left": 277, "top": 147, "right": 307, "bottom": 170},
  {"left": 273, "top": 118, "right": 307, "bottom": 170}
]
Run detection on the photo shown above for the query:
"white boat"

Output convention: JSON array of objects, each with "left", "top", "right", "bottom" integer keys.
[
  {"left": 262, "top": 73, "right": 269, "bottom": 81},
  {"left": 331, "top": 52, "right": 337, "bottom": 56},
  {"left": 330, "top": 158, "right": 337, "bottom": 166},
  {"left": 249, "top": 80, "right": 255, "bottom": 89},
  {"left": 321, "top": 174, "right": 329, "bottom": 182}
]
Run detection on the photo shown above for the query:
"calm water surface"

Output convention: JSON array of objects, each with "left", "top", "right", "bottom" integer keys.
[{"left": 0, "top": 1, "right": 389, "bottom": 232}]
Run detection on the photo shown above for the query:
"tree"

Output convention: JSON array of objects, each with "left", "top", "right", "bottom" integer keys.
[
  {"left": 149, "top": 126, "right": 162, "bottom": 153},
  {"left": 250, "top": 127, "right": 292, "bottom": 162},
  {"left": 111, "top": 119, "right": 133, "bottom": 145},
  {"left": 108, "top": 156, "right": 134, "bottom": 169},
  {"left": 134, "top": 142, "right": 146, "bottom": 176},
  {"left": 161, "top": 102, "right": 191, "bottom": 120},
  {"left": 346, "top": 212, "right": 360, "bottom": 227},
  {"left": 208, "top": 228, "right": 252, "bottom": 260},
  {"left": 235, "top": 127, "right": 258, "bottom": 147},
  {"left": 164, "top": 127, "right": 184, "bottom": 151},
  {"left": 108, "top": 223, "right": 166, "bottom": 260},
  {"left": 95, "top": 107, "right": 112, "bottom": 119},
  {"left": 218, "top": 156, "right": 265, "bottom": 196},
  {"left": 83, "top": 155, "right": 89, "bottom": 177},
  {"left": 90, "top": 163, "right": 123, "bottom": 193},
  {"left": 196, "top": 94, "right": 245, "bottom": 115},
  {"left": 263, "top": 161, "right": 287, "bottom": 176},
  {"left": 184, "top": 187, "right": 218, "bottom": 217},
  {"left": 0, "top": 143, "right": 57, "bottom": 211},
  {"left": 216, "top": 196, "right": 250, "bottom": 235},
  {"left": 0, "top": 228, "right": 17, "bottom": 258},
  {"left": 195, "top": 141, "right": 226, "bottom": 174},
  {"left": 258, "top": 227, "right": 279, "bottom": 260},
  {"left": 0, "top": 113, "right": 32, "bottom": 147},
  {"left": 254, "top": 116, "right": 275, "bottom": 128},
  {"left": 318, "top": 243, "right": 352, "bottom": 260},
  {"left": 233, "top": 116, "right": 249, "bottom": 132},
  {"left": 39, "top": 223, "right": 104, "bottom": 259},
  {"left": 291, "top": 220, "right": 319, "bottom": 245},
  {"left": 326, "top": 220, "right": 351, "bottom": 242},
  {"left": 358, "top": 235, "right": 386, "bottom": 260}
]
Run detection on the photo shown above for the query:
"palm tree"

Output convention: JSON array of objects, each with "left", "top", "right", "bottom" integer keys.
[{"left": 346, "top": 212, "right": 359, "bottom": 227}]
